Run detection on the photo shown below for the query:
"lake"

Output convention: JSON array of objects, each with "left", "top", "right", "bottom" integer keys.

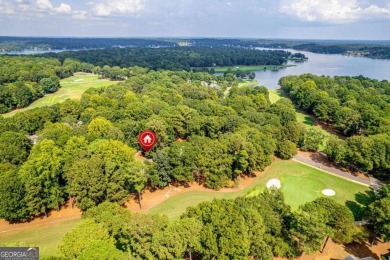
[
  {"left": 4, "top": 47, "right": 390, "bottom": 90},
  {"left": 254, "top": 48, "right": 390, "bottom": 89}
]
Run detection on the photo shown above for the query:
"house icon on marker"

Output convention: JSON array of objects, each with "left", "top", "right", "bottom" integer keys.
[{"left": 143, "top": 135, "right": 152, "bottom": 144}]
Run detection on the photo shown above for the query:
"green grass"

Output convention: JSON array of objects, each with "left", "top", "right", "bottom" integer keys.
[
  {"left": 147, "top": 160, "right": 368, "bottom": 218},
  {"left": 237, "top": 79, "right": 258, "bottom": 88},
  {"left": 246, "top": 160, "right": 367, "bottom": 209},
  {"left": 0, "top": 218, "right": 81, "bottom": 259},
  {"left": 2, "top": 73, "right": 116, "bottom": 117},
  {"left": 213, "top": 65, "right": 293, "bottom": 73},
  {"left": 268, "top": 89, "right": 283, "bottom": 104}
]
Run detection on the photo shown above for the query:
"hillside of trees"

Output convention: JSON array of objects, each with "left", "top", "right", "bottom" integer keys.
[
  {"left": 279, "top": 74, "right": 390, "bottom": 178},
  {"left": 0, "top": 56, "right": 63, "bottom": 113},
  {"left": 41, "top": 47, "right": 292, "bottom": 70},
  {"left": 0, "top": 68, "right": 309, "bottom": 222}
]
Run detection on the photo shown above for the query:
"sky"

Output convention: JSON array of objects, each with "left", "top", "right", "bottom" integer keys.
[{"left": 0, "top": 0, "right": 390, "bottom": 39}]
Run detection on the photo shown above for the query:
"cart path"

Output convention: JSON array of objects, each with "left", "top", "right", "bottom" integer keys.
[{"left": 293, "top": 151, "right": 378, "bottom": 187}]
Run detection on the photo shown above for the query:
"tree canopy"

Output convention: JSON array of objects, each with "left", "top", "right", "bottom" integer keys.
[
  {"left": 59, "top": 190, "right": 361, "bottom": 259},
  {"left": 280, "top": 74, "right": 390, "bottom": 178}
]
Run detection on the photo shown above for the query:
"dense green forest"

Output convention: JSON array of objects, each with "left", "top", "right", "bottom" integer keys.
[
  {"left": 53, "top": 191, "right": 374, "bottom": 259},
  {"left": 0, "top": 56, "right": 97, "bottom": 113},
  {"left": 1, "top": 64, "right": 390, "bottom": 259},
  {"left": 279, "top": 74, "right": 390, "bottom": 178},
  {"left": 42, "top": 46, "right": 292, "bottom": 70},
  {"left": 0, "top": 68, "right": 307, "bottom": 222},
  {"left": 52, "top": 185, "right": 390, "bottom": 259},
  {"left": 0, "top": 48, "right": 295, "bottom": 114},
  {"left": 0, "top": 56, "right": 62, "bottom": 113}
]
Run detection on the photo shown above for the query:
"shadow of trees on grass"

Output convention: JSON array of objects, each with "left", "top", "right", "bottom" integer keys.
[{"left": 345, "top": 190, "right": 376, "bottom": 220}]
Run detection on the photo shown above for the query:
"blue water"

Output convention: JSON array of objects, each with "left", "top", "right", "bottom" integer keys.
[
  {"left": 254, "top": 48, "right": 390, "bottom": 89},
  {"left": 1, "top": 49, "right": 66, "bottom": 55},
  {"left": 4, "top": 47, "right": 390, "bottom": 90}
]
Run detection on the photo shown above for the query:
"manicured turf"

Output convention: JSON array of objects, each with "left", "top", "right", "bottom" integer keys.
[
  {"left": 212, "top": 65, "right": 292, "bottom": 73},
  {"left": 2, "top": 73, "right": 116, "bottom": 117},
  {"left": 238, "top": 79, "right": 258, "bottom": 88},
  {"left": 268, "top": 89, "right": 283, "bottom": 104},
  {"left": 147, "top": 160, "right": 368, "bottom": 218},
  {"left": 246, "top": 160, "right": 367, "bottom": 209},
  {"left": 0, "top": 219, "right": 81, "bottom": 259}
]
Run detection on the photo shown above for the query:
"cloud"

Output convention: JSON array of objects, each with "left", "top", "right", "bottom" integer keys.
[
  {"left": 0, "top": 0, "right": 15, "bottom": 14},
  {"left": 0, "top": 4, "right": 15, "bottom": 14},
  {"left": 280, "top": 0, "right": 390, "bottom": 23},
  {"left": 34, "top": 0, "right": 71, "bottom": 14},
  {"left": 72, "top": 10, "right": 88, "bottom": 20},
  {"left": 92, "top": 0, "right": 144, "bottom": 16},
  {"left": 55, "top": 3, "right": 71, "bottom": 14},
  {"left": 35, "top": 0, "right": 52, "bottom": 10}
]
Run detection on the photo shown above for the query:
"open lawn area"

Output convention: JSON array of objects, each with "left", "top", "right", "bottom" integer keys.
[
  {"left": 245, "top": 160, "right": 368, "bottom": 209},
  {"left": 147, "top": 160, "right": 368, "bottom": 218},
  {"left": 268, "top": 88, "right": 283, "bottom": 104},
  {"left": 2, "top": 73, "right": 116, "bottom": 117},
  {"left": 212, "top": 65, "right": 293, "bottom": 73},
  {"left": 237, "top": 79, "right": 258, "bottom": 88},
  {"left": 0, "top": 219, "right": 81, "bottom": 259}
]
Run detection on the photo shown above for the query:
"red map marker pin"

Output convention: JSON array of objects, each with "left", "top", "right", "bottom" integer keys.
[{"left": 138, "top": 130, "right": 157, "bottom": 152}]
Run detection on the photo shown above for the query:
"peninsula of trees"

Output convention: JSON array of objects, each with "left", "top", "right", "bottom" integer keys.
[{"left": 42, "top": 46, "right": 292, "bottom": 70}]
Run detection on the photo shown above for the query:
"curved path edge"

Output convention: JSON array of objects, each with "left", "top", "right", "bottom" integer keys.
[{"left": 293, "top": 153, "right": 373, "bottom": 187}]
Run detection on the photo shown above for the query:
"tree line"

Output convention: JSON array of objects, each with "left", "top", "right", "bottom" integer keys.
[
  {"left": 279, "top": 74, "right": 390, "bottom": 179},
  {"left": 0, "top": 37, "right": 175, "bottom": 52},
  {"left": 293, "top": 43, "right": 390, "bottom": 59},
  {"left": 41, "top": 47, "right": 292, "bottom": 71},
  {"left": 3, "top": 37, "right": 389, "bottom": 59}
]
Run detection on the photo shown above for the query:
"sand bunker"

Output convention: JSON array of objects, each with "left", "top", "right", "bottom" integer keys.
[
  {"left": 266, "top": 179, "right": 281, "bottom": 189},
  {"left": 322, "top": 189, "right": 336, "bottom": 196}
]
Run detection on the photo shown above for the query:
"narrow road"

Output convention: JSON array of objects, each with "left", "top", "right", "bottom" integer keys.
[
  {"left": 223, "top": 86, "right": 232, "bottom": 98},
  {"left": 293, "top": 152, "right": 376, "bottom": 187}
]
